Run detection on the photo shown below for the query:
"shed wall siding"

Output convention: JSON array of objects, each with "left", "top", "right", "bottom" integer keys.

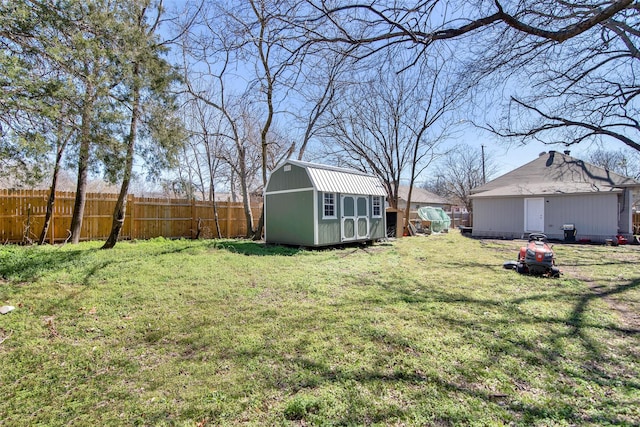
[
  {"left": 265, "top": 191, "right": 315, "bottom": 246},
  {"left": 369, "top": 196, "right": 386, "bottom": 239},
  {"left": 317, "top": 222, "right": 341, "bottom": 245},
  {"left": 266, "top": 164, "right": 312, "bottom": 192},
  {"left": 369, "top": 218, "right": 385, "bottom": 239},
  {"left": 315, "top": 193, "right": 385, "bottom": 245},
  {"left": 316, "top": 192, "right": 341, "bottom": 245}
]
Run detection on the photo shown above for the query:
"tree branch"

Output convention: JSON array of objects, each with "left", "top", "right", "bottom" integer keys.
[
  {"left": 494, "top": 0, "right": 634, "bottom": 42},
  {"left": 491, "top": 97, "right": 640, "bottom": 152}
]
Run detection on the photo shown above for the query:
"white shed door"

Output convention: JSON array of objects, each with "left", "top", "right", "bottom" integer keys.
[
  {"left": 341, "top": 195, "right": 369, "bottom": 241},
  {"left": 524, "top": 198, "right": 544, "bottom": 233}
]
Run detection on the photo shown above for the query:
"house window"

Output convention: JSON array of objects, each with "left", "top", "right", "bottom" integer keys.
[
  {"left": 323, "top": 193, "right": 336, "bottom": 218},
  {"left": 372, "top": 196, "right": 382, "bottom": 218}
]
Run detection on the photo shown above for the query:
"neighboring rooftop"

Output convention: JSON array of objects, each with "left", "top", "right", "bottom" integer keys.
[
  {"left": 397, "top": 186, "right": 451, "bottom": 206},
  {"left": 471, "top": 151, "right": 640, "bottom": 198}
]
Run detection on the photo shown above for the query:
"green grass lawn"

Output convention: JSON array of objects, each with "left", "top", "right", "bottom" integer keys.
[{"left": 1, "top": 232, "right": 638, "bottom": 426}]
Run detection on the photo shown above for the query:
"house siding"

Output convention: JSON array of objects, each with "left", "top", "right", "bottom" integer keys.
[
  {"left": 544, "top": 193, "right": 618, "bottom": 241},
  {"left": 472, "top": 193, "right": 620, "bottom": 241},
  {"left": 472, "top": 198, "right": 523, "bottom": 239}
]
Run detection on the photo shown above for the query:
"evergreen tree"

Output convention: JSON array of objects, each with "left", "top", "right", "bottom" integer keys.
[{"left": 103, "top": 0, "right": 184, "bottom": 249}]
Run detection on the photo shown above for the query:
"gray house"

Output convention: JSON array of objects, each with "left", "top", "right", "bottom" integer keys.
[
  {"left": 397, "top": 186, "right": 453, "bottom": 212},
  {"left": 264, "top": 160, "right": 387, "bottom": 247},
  {"left": 469, "top": 151, "right": 640, "bottom": 242}
]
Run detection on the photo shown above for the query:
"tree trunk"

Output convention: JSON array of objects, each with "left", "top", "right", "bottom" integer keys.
[
  {"left": 210, "top": 170, "right": 222, "bottom": 239},
  {"left": 254, "top": 93, "right": 270, "bottom": 240},
  {"left": 38, "top": 141, "right": 64, "bottom": 244},
  {"left": 103, "top": 64, "right": 140, "bottom": 249},
  {"left": 403, "top": 186, "right": 414, "bottom": 235},
  {"left": 69, "top": 88, "right": 94, "bottom": 244},
  {"left": 38, "top": 119, "right": 70, "bottom": 245},
  {"left": 240, "top": 179, "right": 254, "bottom": 239},
  {"left": 403, "top": 131, "right": 423, "bottom": 234},
  {"left": 237, "top": 149, "right": 254, "bottom": 238},
  {"left": 230, "top": 170, "right": 237, "bottom": 203},
  {"left": 254, "top": 207, "right": 265, "bottom": 241},
  {"left": 254, "top": 205, "right": 265, "bottom": 240}
]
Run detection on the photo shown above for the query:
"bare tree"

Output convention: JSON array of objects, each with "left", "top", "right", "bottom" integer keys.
[
  {"left": 179, "top": 0, "right": 310, "bottom": 239},
  {"left": 587, "top": 148, "right": 640, "bottom": 180},
  {"left": 302, "top": 1, "right": 639, "bottom": 155},
  {"left": 237, "top": 0, "right": 303, "bottom": 240},
  {"left": 181, "top": 99, "right": 227, "bottom": 198},
  {"left": 178, "top": 97, "right": 231, "bottom": 238},
  {"left": 448, "top": 3, "right": 638, "bottom": 157},
  {"left": 320, "top": 53, "right": 462, "bottom": 230},
  {"left": 303, "top": 1, "right": 633, "bottom": 50},
  {"left": 179, "top": 12, "right": 257, "bottom": 237},
  {"left": 292, "top": 48, "right": 353, "bottom": 161},
  {"left": 425, "top": 144, "right": 498, "bottom": 213}
]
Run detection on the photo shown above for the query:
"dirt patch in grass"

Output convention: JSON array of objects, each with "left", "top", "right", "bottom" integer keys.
[
  {"left": 480, "top": 237, "right": 640, "bottom": 332},
  {"left": 606, "top": 298, "right": 640, "bottom": 332},
  {"left": 559, "top": 245, "right": 640, "bottom": 332}
]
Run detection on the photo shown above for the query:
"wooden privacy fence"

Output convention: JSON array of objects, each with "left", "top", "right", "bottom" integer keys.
[{"left": 0, "top": 189, "right": 261, "bottom": 244}]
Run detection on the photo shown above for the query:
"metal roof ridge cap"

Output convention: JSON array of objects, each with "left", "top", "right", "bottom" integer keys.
[{"left": 287, "top": 159, "right": 374, "bottom": 177}]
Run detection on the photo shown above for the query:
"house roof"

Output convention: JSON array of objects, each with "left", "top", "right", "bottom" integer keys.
[
  {"left": 397, "top": 186, "right": 451, "bottom": 205},
  {"left": 285, "top": 159, "right": 387, "bottom": 196},
  {"left": 470, "top": 151, "right": 640, "bottom": 198}
]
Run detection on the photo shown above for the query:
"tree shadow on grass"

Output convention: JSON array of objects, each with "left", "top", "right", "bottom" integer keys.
[
  {"left": 140, "top": 268, "right": 638, "bottom": 426},
  {"left": 240, "top": 273, "right": 639, "bottom": 425},
  {"left": 404, "top": 277, "right": 639, "bottom": 423},
  {"left": 206, "top": 240, "right": 304, "bottom": 256},
  {"left": 0, "top": 247, "right": 99, "bottom": 283},
  {"left": 201, "top": 239, "right": 390, "bottom": 257}
]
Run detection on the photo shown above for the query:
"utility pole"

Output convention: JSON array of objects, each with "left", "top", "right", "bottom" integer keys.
[{"left": 481, "top": 144, "right": 486, "bottom": 184}]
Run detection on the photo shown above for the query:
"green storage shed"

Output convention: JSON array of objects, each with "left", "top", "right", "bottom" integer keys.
[{"left": 265, "top": 160, "right": 387, "bottom": 247}]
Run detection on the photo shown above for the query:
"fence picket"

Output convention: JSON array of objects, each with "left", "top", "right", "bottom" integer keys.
[{"left": 0, "top": 189, "right": 261, "bottom": 243}]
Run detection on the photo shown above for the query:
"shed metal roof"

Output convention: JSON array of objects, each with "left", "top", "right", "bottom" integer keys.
[{"left": 286, "top": 160, "right": 387, "bottom": 196}]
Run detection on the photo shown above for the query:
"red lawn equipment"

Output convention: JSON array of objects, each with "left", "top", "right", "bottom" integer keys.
[{"left": 504, "top": 233, "right": 561, "bottom": 278}]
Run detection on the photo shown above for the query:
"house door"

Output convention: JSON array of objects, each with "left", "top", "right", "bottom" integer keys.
[
  {"left": 524, "top": 198, "right": 544, "bottom": 232},
  {"left": 341, "top": 195, "right": 370, "bottom": 241}
]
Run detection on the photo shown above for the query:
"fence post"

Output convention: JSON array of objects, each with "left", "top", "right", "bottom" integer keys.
[
  {"left": 191, "top": 198, "right": 197, "bottom": 239},
  {"left": 226, "top": 198, "right": 231, "bottom": 238},
  {"left": 127, "top": 194, "right": 135, "bottom": 240},
  {"left": 50, "top": 193, "right": 55, "bottom": 244}
]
